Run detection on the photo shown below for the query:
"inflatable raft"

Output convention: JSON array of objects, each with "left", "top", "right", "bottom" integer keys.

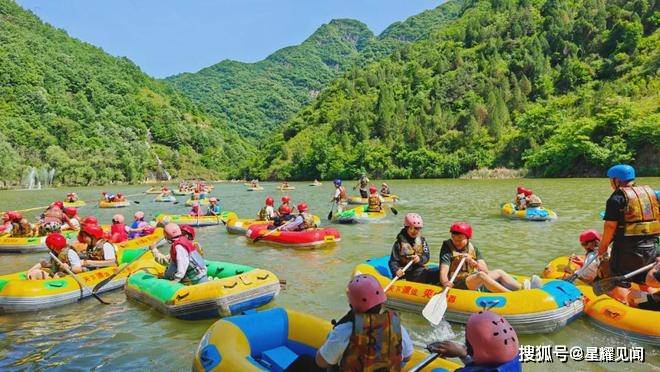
[
  {"left": 226, "top": 215, "right": 321, "bottom": 235},
  {"left": 63, "top": 200, "right": 86, "bottom": 208},
  {"left": 353, "top": 256, "right": 584, "bottom": 334},
  {"left": 125, "top": 261, "right": 281, "bottom": 320},
  {"left": 185, "top": 198, "right": 210, "bottom": 206},
  {"left": 98, "top": 200, "right": 130, "bottom": 208},
  {"left": 333, "top": 205, "right": 386, "bottom": 224},
  {"left": 501, "top": 203, "right": 557, "bottom": 221},
  {"left": 246, "top": 186, "right": 264, "bottom": 192},
  {"left": 193, "top": 307, "right": 460, "bottom": 372},
  {"left": 308, "top": 182, "right": 322, "bottom": 187},
  {"left": 145, "top": 187, "right": 162, "bottom": 194},
  {"left": 347, "top": 194, "right": 399, "bottom": 205},
  {"left": 0, "top": 247, "right": 153, "bottom": 313},
  {"left": 173, "top": 190, "right": 193, "bottom": 196},
  {"left": 0, "top": 230, "right": 79, "bottom": 253},
  {"left": 278, "top": 186, "right": 295, "bottom": 191},
  {"left": 542, "top": 255, "right": 659, "bottom": 345},
  {"left": 154, "top": 195, "right": 176, "bottom": 202},
  {"left": 246, "top": 223, "right": 340, "bottom": 248},
  {"left": 155, "top": 212, "right": 237, "bottom": 227}
]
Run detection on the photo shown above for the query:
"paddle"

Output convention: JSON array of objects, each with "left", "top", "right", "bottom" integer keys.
[
  {"left": 422, "top": 256, "right": 467, "bottom": 325},
  {"left": 408, "top": 352, "right": 441, "bottom": 372},
  {"left": 49, "top": 252, "right": 110, "bottom": 305},
  {"left": 327, "top": 202, "right": 336, "bottom": 221},
  {"left": 390, "top": 205, "right": 399, "bottom": 215},
  {"left": 253, "top": 220, "right": 294, "bottom": 243},
  {"left": 92, "top": 248, "right": 150, "bottom": 296},
  {"left": 565, "top": 251, "right": 598, "bottom": 283},
  {"left": 384, "top": 260, "right": 414, "bottom": 292},
  {"left": 133, "top": 201, "right": 140, "bottom": 204},
  {"left": 593, "top": 262, "right": 655, "bottom": 296}
]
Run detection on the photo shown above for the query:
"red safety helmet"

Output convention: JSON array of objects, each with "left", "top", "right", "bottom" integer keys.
[
  {"left": 281, "top": 196, "right": 290, "bottom": 203},
  {"left": 45, "top": 233, "right": 68, "bottom": 253},
  {"left": 523, "top": 189, "right": 533, "bottom": 197},
  {"left": 4, "top": 211, "right": 22, "bottom": 222},
  {"left": 265, "top": 197, "right": 274, "bottom": 206},
  {"left": 52, "top": 201, "right": 64, "bottom": 209},
  {"left": 579, "top": 229, "right": 602, "bottom": 244},
  {"left": 450, "top": 222, "right": 473, "bottom": 239},
  {"left": 369, "top": 185, "right": 377, "bottom": 194},
  {"left": 516, "top": 186, "right": 525, "bottom": 194},
  {"left": 64, "top": 207, "right": 77, "bottom": 217},
  {"left": 180, "top": 225, "right": 196, "bottom": 240},
  {"left": 117, "top": 192, "right": 124, "bottom": 197},
  {"left": 279, "top": 205, "right": 291, "bottom": 215},
  {"left": 78, "top": 224, "right": 104, "bottom": 242},
  {"left": 81, "top": 216, "right": 98, "bottom": 226},
  {"left": 296, "top": 203, "right": 308, "bottom": 212}
]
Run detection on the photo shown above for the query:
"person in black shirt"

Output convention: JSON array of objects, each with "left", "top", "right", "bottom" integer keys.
[
  {"left": 388, "top": 213, "right": 438, "bottom": 284},
  {"left": 598, "top": 165, "right": 659, "bottom": 284}
]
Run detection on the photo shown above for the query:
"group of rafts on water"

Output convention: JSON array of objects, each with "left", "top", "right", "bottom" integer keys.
[{"left": 0, "top": 171, "right": 657, "bottom": 371}]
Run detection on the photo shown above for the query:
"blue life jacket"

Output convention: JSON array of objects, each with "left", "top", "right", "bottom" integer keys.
[
  {"left": 129, "top": 220, "right": 144, "bottom": 239},
  {"left": 455, "top": 356, "right": 521, "bottom": 372}
]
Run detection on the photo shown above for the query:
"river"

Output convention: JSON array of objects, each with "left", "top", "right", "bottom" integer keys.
[{"left": 0, "top": 178, "right": 658, "bottom": 371}]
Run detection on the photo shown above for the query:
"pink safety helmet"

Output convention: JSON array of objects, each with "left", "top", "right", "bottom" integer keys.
[
  {"left": 404, "top": 213, "right": 423, "bottom": 228},
  {"left": 347, "top": 274, "right": 386, "bottom": 313},
  {"left": 466, "top": 311, "right": 519, "bottom": 365},
  {"left": 164, "top": 223, "right": 182, "bottom": 239},
  {"left": 134, "top": 211, "right": 145, "bottom": 220},
  {"left": 112, "top": 214, "right": 125, "bottom": 224}
]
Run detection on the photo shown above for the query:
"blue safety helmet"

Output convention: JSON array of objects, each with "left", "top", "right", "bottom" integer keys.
[
  {"left": 606, "top": 164, "right": 635, "bottom": 182},
  {"left": 333, "top": 179, "right": 342, "bottom": 186}
]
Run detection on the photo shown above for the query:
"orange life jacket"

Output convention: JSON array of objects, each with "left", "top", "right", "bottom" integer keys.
[
  {"left": 367, "top": 195, "right": 381, "bottom": 212},
  {"left": 448, "top": 241, "right": 478, "bottom": 281},
  {"left": 340, "top": 310, "right": 403, "bottom": 372},
  {"left": 620, "top": 185, "right": 660, "bottom": 236}
]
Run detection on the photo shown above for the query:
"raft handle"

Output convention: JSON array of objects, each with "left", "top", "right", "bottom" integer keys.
[
  {"left": 175, "top": 292, "right": 190, "bottom": 301},
  {"left": 257, "top": 274, "right": 270, "bottom": 280},
  {"left": 223, "top": 282, "right": 238, "bottom": 289}
]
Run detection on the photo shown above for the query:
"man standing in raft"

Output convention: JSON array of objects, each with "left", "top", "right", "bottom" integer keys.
[
  {"left": 354, "top": 172, "right": 370, "bottom": 198},
  {"left": 331, "top": 179, "right": 348, "bottom": 213},
  {"left": 598, "top": 164, "right": 659, "bottom": 284}
]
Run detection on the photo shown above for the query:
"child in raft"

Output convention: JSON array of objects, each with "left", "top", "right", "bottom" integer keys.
[
  {"left": 27, "top": 232, "right": 85, "bottom": 279},
  {"left": 439, "top": 222, "right": 542, "bottom": 292},
  {"left": 389, "top": 213, "right": 438, "bottom": 284},
  {"left": 560, "top": 229, "right": 606, "bottom": 284},
  {"left": 189, "top": 202, "right": 202, "bottom": 217},
  {"left": 427, "top": 310, "right": 521, "bottom": 371},
  {"left": 315, "top": 274, "right": 414, "bottom": 370}
]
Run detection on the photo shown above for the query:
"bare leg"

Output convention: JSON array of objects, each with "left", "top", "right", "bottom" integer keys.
[
  {"left": 466, "top": 272, "right": 511, "bottom": 293},
  {"left": 489, "top": 269, "right": 522, "bottom": 290}
]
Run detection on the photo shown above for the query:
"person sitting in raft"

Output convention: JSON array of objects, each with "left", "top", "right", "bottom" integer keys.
[
  {"left": 282, "top": 181, "right": 290, "bottom": 188},
  {"left": 11, "top": 214, "right": 36, "bottom": 237},
  {"left": 525, "top": 189, "right": 542, "bottom": 208},
  {"left": 280, "top": 195, "right": 291, "bottom": 210},
  {"left": 354, "top": 172, "right": 370, "bottom": 198},
  {"left": 206, "top": 197, "right": 222, "bottom": 216},
  {"left": 27, "top": 233, "right": 86, "bottom": 280},
  {"left": 250, "top": 180, "right": 259, "bottom": 188},
  {"left": 65, "top": 192, "right": 78, "bottom": 202},
  {"left": 80, "top": 215, "right": 98, "bottom": 228},
  {"left": 101, "top": 192, "right": 113, "bottom": 202},
  {"left": 559, "top": 229, "right": 606, "bottom": 284},
  {"left": 60, "top": 207, "right": 80, "bottom": 231},
  {"left": 366, "top": 185, "right": 384, "bottom": 213},
  {"left": 440, "top": 222, "right": 542, "bottom": 292},
  {"left": 257, "top": 197, "right": 277, "bottom": 221},
  {"left": 316, "top": 274, "right": 414, "bottom": 370},
  {"left": 115, "top": 192, "right": 126, "bottom": 202},
  {"left": 598, "top": 164, "right": 659, "bottom": 286},
  {"left": 331, "top": 179, "right": 348, "bottom": 213},
  {"left": 150, "top": 223, "right": 207, "bottom": 284},
  {"left": 160, "top": 186, "right": 171, "bottom": 196},
  {"left": 427, "top": 310, "right": 521, "bottom": 372},
  {"left": 39, "top": 201, "right": 69, "bottom": 235},
  {"left": 108, "top": 214, "right": 128, "bottom": 244},
  {"left": 128, "top": 211, "right": 151, "bottom": 239},
  {"left": 180, "top": 224, "right": 204, "bottom": 256},
  {"left": 271, "top": 205, "right": 294, "bottom": 228},
  {"left": 189, "top": 202, "right": 202, "bottom": 217},
  {"left": 514, "top": 186, "right": 527, "bottom": 210},
  {"left": 281, "top": 203, "right": 317, "bottom": 231},
  {"left": 389, "top": 213, "right": 438, "bottom": 284},
  {"left": 77, "top": 224, "right": 117, "bottom": 269},
  {"left": 1, "top": 211, "right": 14, "bottom": 235},
  {"left": 381, "top": 182, "right": 391, "bottom": 196}
]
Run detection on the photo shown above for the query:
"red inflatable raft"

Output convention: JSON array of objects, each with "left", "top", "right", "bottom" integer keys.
[{"left": 245, "top": 223, "right": 341, "bottom": 248}]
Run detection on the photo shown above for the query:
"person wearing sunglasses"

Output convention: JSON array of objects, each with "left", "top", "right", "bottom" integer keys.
[
  {"left": 440, "top": 222, "right": 541, "bottom": 292},
  {"left": 388, "top": 213, "right": 438, "bottom": 284}
]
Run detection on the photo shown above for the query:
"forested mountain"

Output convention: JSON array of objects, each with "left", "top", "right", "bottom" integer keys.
[
  {"left": 165, "top": 1, "right": 466, "bottom": 140},
  {"left": 0, "top": 0, "right": 251, "bottom": 185},
  {"left": 244, "top": 0, "right": 659, "bottom": 180}
]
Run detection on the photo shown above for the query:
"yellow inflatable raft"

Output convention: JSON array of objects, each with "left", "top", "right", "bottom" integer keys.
[
  {"left": 125, "top": 261, "right": 281, "bottom": 320},
  {"left": 185, "top": 198, "right": 211, "bottom": 206},
  {"left": 63, "top": 200, "right": 86, "bottom": 208},
  {"left": 246, "top": 186, "right": 264, "bottom": 192},
  {"left": 500, "top": 203, "right": 557, "bottom": 221},
  {"left": 225, "top": 215, "right": 321, "bottom": 235},
  {"left": 155, "top": 212, "right": 237, "bottom": 227},
  {"left": 145, "top": 187, "right": 162, "bottom": 194},
  {"left": 0, "top": 247, "right": 154, "bottom": 313},
  {"left": 193, "top": 307, "right": 460, "bottom": 372},
  {"left": 354, "top": 256, "right": 584, "bottom": 334},
  {"left": 0, "top": 230, "right": 79, "bottom": 253},
  {"left": 98, "top": 200, "right": 130, "bottom": 208},
  {"left": 347, "top": 194, "right": 399, "bottom": 205},
  {"left": 542, "top": 255, "right": 660, "bottom": 345}
]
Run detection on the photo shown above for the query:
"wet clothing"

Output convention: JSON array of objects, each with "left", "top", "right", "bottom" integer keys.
[
  {"left": 318, "top": 312, "right": 413, "bottom": 368},
  {"left": 439, "top": 240, "right": 484, "bottom": 289},
  {"left": 604, "top": 188, "right": 659, "bottom": 284},
  {"left": 389, "top": 229, "right": 438, "bottom": 284}
]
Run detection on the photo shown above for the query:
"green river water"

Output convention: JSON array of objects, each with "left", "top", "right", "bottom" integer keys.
[{"left": 0, "top": 178, "right": 658, "bottom": 371}]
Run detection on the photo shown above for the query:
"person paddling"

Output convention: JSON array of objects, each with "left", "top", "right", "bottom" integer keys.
[
  {"left": 388, "top": 213, "right": 438, "bottom": 284},
  {"left": 366, "top": 186, "right": 384, "bottom": 213},
  {"left": 108, "top": 214, "right": 128, "bottom": 243},
  {"left": 281, "top": 203, "right": 316, "bottom": 231},
  {"left": 331, "top": 179, "right": 348, "bottom": 213},
  {"left": 257, "top": 197, "right": 277, "bottom": 221},
  {"left": 77, "top": 224, "right": 117, "bottom": 269},
  {"left": 206, "top": 197, "right": 222, "bottom": 216},
  {"left": 561, "top": 230, "right": 605, "bottom": 284},
  {"left": 27, "top": 233, "right": 86, "bottom": 279}
]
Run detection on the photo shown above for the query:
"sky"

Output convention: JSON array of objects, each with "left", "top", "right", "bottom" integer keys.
[{"left": 17, "top": 0, "right": 442, "bottom": 78}]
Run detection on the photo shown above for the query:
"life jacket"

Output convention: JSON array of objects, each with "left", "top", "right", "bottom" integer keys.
[
  {"left": 620, "top": 185, "right": 660, "bottom": 236},
  {"left": 340, "top": 310, "right": 403, "bottom": 372},
  {"left": 129, "top": 220, "right": 145, "bottom": 239},
  {"left": 448, "top": 241, "right": 478, "bottom": 281},
  {"left": 300, "top": 213, "right": 316, "bottom": 230},
  {"left": 337, "top": 186, "right": 347, "bottom": 201},
  {"left": 207, "top": 204, "right": 221, "bottom": 215},
  {"left": 527, "top": 194, "right": 542, "bottom": 207},
  {"left": 257, "top": 207, "right": 270, "bottom": 221},
  {"left": 51, "top": 247, "right": 74, "bottom": 273},
  {"left": 456, "top": 356, "right": 522, "bottom": 372},
  {"left": 12, "top": 222, "right": 32, "bottom": 237},
  {"left": 87, "top": 239, "right": 114, "bottom": 261},
  {"left": 396, "top": 232, "right": 425, "bottom": 263},
  {"left": 367, "top": 194, "right": 382, "bottom": 212},
  {"left": 110, "top": 223, "right": 128, "bottom": 243},
  {"left": 43, "top": 207, "right": 64, "bottom": 224},
  {"left": 170, "top": 236, "right": 207, "bottom": 282}
]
